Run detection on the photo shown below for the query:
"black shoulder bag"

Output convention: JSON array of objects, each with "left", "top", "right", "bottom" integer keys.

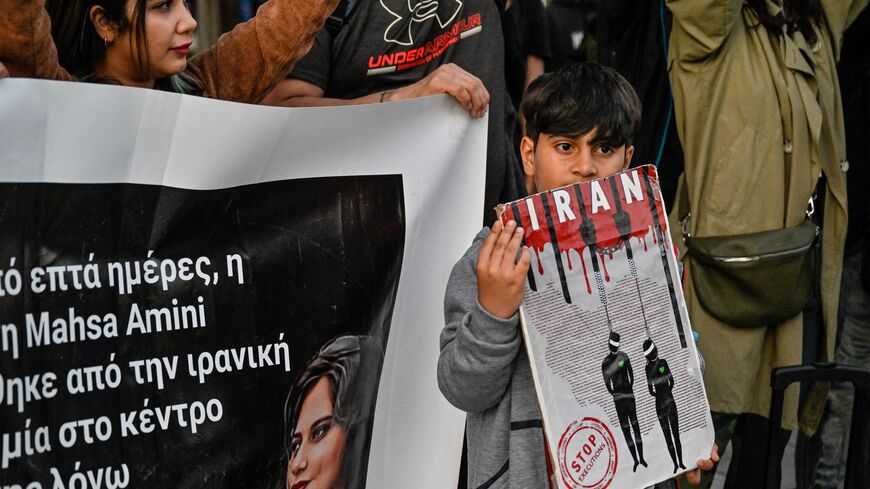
[{"left": 678, "top": 182, "right": 820, "bottom": 327}]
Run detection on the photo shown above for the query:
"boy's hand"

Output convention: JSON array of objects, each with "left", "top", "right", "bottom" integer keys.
[
  {"left": 684, "top": 443, "right": 720, "bottom": 485},
  {"left": 477, "top": 220, "right": 531, "bottom": 319}
]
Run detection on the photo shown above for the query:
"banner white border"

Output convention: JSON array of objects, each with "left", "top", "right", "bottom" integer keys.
[{"left": 0, "top": 79, "right": 484, "bottom": 488}]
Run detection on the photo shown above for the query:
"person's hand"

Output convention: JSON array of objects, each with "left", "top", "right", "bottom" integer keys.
[
  {"left": 0, "top": 61, "right": 9, "bottom": 79},
  {"left": 387, "top": 63, "right": 489, "bottom": 118},
  {"left": 477, "top": 220, "right": 531, "bottom": 319},
  {"left": 684, "top": 443, "right": 719, "bottom": 485}
]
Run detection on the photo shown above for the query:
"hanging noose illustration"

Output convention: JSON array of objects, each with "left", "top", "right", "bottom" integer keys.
[
  {"left": 608, "top": 176, "right": 653, "bottom": 340},
  {"left": 641, "top": 169, "right": 687, "bottom": 348},
  {"left": 643, "top": 337, "right": 686, "bottom": 473},
  {"left": 611, "top": 171, "right": 686, "bottom": 473},
  {"left": 580, "top": 183, "right": 649, "bottom": 472},
  {"left": 573, "top": 185, "right": 612, "bottom": 333}
]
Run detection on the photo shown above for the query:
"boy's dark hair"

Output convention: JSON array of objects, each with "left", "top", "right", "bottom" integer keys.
[{"left": 521, "top": 63, "right": 641, "bottom": 148}]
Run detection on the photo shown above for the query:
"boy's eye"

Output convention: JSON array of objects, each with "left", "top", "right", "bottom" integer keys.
[
  {"left": 555, "top": 142, "right": 573, "bottom": 152},
  {"left": 597, "top": 145, "right": 613, "bottom": 155}
]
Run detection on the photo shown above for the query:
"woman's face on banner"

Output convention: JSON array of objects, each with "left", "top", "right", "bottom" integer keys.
[{"left": 287, "top": 377, "right": 347, "bottom": 489}]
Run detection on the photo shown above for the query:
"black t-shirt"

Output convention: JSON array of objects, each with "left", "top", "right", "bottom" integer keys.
[
  {"left": 506, "top": 0, "right": 549, "bottom": 60},
  {"left": 838, "top": 7, "right": 869, "bottom": 248},
  {"left": 503, "top": 0, "right": 550, "bottom": 107},
  {"left": 290, "top": 0, "right": 523, "bottom": 222},
  {"left": 545, "top": 0, "right": 593, "bottom": 71}
]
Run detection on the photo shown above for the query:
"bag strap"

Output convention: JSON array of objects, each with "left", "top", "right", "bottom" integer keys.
[
  {"left": 679, "top": 174, "right": 817, "bottom": 240},
  {"left": 678, "top": 175, "right": 691, "bottom": 240},
  {"left": 325, "top": 0, "right": 361, "bottom": 36}
]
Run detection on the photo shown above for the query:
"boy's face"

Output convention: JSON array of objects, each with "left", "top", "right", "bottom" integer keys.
[{"left": 520, "top": 129, "right": 634, "bottom": 194}]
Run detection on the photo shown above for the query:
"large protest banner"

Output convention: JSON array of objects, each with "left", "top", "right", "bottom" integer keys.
[
  {"left": 0, "top": 79, "right": 479, "bottom": 489},
  {"left": 499, "top": 167, "right": 714, "bottom": 489}
]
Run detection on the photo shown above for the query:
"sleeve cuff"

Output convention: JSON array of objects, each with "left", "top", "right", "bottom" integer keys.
[{"left": 465, "top": 299, "right": 520, "bottom": 345}]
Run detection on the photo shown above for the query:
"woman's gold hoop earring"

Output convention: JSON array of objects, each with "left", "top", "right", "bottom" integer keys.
[{"left": 104, "top": 38, "right": 109, "bottom": 47}]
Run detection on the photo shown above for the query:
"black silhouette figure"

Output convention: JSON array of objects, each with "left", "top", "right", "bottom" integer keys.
[
  {"left": 643, "top": 339, "right": 686, "bottom": 473},
  {"left": 601, "top": 332, "right": 647, "bottom": 472}
]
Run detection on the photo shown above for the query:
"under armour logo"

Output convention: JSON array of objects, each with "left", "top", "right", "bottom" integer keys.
[
  {"left": 380, "top": 0, "right": 464, "bottom": 46},
  {"left": 571, "top": 31, "right": 584, "bottom": 50}
]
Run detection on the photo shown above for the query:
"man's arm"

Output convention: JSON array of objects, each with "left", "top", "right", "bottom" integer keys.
[
  {"left": 262, "top": 63, "right": 491, "bottom": 118},
  {"left": 524, "top": 54, "right": 545, "bottom": 90},
  {"left": 666, "top": 0, "right": 743, "bottom": 64},
  {"left": 185, "top": 0, "right": 338, "bottom": 103},
  {"left": 820, "top": 0, "right": 868, "bottom": 54}
]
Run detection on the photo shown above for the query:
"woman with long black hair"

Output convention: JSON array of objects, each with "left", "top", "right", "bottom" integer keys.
[{"left": 0, "top": 0, "right": 338, "bottom": 103}]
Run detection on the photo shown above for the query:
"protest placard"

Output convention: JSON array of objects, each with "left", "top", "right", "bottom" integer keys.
[{"left": 498, "top": 166, "right": 714, "bottom": 489}]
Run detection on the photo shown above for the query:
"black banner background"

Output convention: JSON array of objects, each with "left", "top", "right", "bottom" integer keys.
[{"left": 0, "top": 175, "right": 405, "bottom": 488}]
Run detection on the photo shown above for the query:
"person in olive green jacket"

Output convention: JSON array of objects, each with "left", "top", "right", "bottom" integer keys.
[{"left": 666, "top": 0, "right": 867, "bottom": 486}]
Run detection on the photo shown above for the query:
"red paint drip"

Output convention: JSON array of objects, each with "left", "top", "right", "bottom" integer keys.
[
  {"left": 566, "top": 251, "right": 573, "bottom": 271},
  {"left": 580, "top": 251, "right": 592, "bottom": 294},
  {"left": 535, "top": 247, "right": 544, "bottom": 275},
  {"left": 601, "top": 253, "right": 611, "bottom": 282}
]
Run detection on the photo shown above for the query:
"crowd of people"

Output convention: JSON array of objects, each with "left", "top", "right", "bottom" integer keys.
[{"left": 1, "top": 0, "right": 868, "bottom": 488}]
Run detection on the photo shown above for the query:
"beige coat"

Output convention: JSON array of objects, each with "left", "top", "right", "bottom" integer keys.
[{"left": 666, "top": 0, "right": 866, "bottom": 430}]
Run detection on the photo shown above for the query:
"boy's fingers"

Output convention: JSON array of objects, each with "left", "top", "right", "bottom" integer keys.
[
  {"left": 711, "top": 443, "right": 720, "bottom": 462},
  {"left": 491, "top": 220, "right": 517, "bottom": 268},
  {"left": 478, "top": 221, "right": 502, "bottom": 269},
  {"left": 685, "top": 469, "right": 702, "bottom": 485},
  {"left": 502, "top": 225, "right": 525, "bottom": 268},
  {"left": 516, "top": 247, "right": 531, "bottom": 275}
]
